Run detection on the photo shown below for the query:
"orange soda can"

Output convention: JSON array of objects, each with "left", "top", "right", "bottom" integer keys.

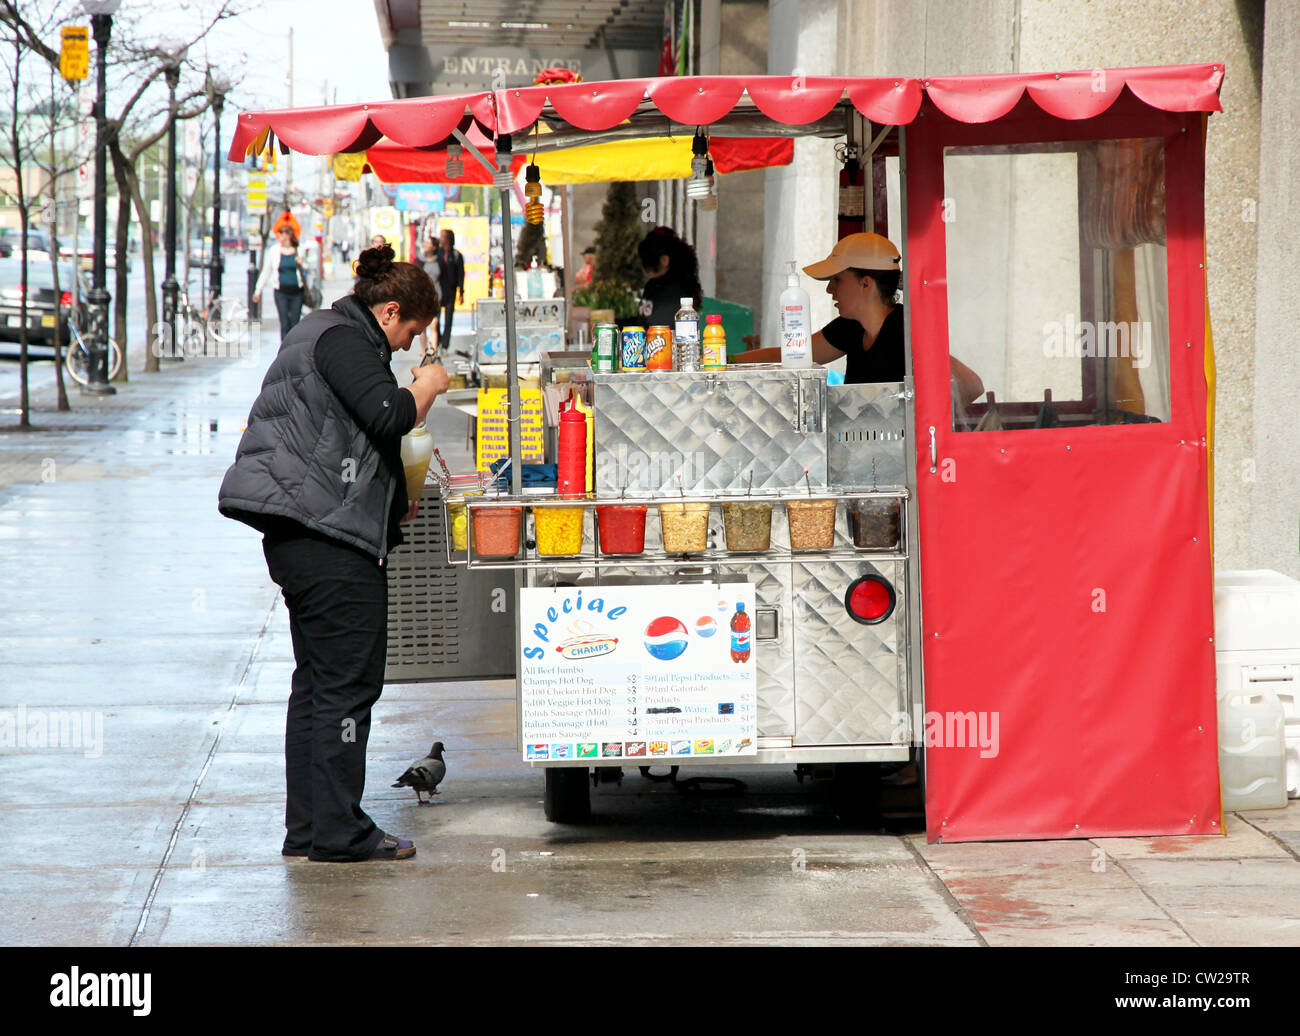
[{"left": 645, "top": 325, "right": 674, "bottom": 370}]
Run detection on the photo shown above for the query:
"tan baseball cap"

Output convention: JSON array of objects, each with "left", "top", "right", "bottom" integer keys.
[{"left": 803, "top": 232, "right": 901, "bottom": 280}]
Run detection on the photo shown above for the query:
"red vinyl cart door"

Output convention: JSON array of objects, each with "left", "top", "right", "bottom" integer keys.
[{"left": 908, "top": 100, "right": 1220, "bottom": 841}]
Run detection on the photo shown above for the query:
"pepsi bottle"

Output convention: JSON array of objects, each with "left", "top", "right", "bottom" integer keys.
[{"left": 730, "top": 603, "right": 751, "bottom": 663}]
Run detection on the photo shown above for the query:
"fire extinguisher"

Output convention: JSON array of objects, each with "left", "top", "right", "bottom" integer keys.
[{"left": 837, "top": 144, "right": 866, "bottom": 239}]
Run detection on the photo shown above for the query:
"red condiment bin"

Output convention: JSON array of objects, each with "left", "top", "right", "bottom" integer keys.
[
  {"left": 596, "top": 505, "right": 648, "bottom": 555},
  {"left": 471, "top": 506, "right": 522, "bottom": 557}
]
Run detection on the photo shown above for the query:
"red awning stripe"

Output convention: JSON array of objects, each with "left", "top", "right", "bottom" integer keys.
[
  {"left": 228, "top": 66, "right": 1224, "bottom": 161},
  {"left": 645, "top": 76, "right": 747, "bottom": 125}
]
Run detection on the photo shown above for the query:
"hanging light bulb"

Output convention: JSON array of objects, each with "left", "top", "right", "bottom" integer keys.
[
  {"left": 493, "top": 135, "right": 516, "bottom": 190},
  {"left": 524, "top": 162, "right": 544, "bottom": 225},
  {"left": 698, "top": 157, "right": 718, "bottom": 210},
  {"left": 445, "top": 143, "right": 463, "bottom": 179},
  {"left": 686, "top": 130, "right": 712, "bottom": 201}
]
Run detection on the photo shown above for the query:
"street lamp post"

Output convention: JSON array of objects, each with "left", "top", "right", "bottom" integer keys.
[
  {"left": 81, "top": 0, "right": 122, "bottom": 395},
  {"left": 160, "top": 44, "right": 185, "bottom": 360},
  {"left": 208, "top": 73, "right": 229, "bottom": 307}
]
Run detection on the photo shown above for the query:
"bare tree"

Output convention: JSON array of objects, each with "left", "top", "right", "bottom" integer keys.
[{"left": 2, "top": 0, "right": 248, "bottom": 381}]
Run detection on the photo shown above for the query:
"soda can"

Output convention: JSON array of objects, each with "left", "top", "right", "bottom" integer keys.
[
  {"left": 593, "top": 324, "right": 617, "bottom": 373},
  {"left": 620, "top": 326, "right": 646, "bottom": 371},
  {"left": 645, "top": 325, "right": 674, "bottom": 370}
]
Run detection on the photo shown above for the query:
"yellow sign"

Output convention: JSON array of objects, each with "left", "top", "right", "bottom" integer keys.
[
  {"left": 247, "top": 176, "right": 266, "bottom": 214},
  {"left": 60, "top": 26, "right": 90, "bottom": 81},
  {"left": 475, "top": 388, "right": 544, "bottom": 472},
  {"left": 437, "top": 214, "right": 490, "bottom": 309}
]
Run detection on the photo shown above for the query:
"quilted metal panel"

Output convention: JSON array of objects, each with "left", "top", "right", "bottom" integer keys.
[
  {"left": 593, "top": 369, "right": 827, "bottom": 493},
  {"left": 791, "top": 559, "right": 907, "bottom": 745},
  {"left": 827, "top": 382, "right": 908, "bottom": 488},
  {"left": 385, "top": 486, "right": 516, "bottom": 681}
]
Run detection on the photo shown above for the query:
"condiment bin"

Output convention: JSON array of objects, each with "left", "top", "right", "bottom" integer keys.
[
  {"left": 534, "top": 506, "right": 586, "bottom": 556},
  {"left": 786, "top": 499, "right": 837, "bottom": 550},
  {"left": 471, "top": 506, "right": 523, "bottom": 557},
  {"left": 850, "top": 497, "right": 901, "bottom": 550},
  {"left": 658, "top": 502, "right": 710, "bottom": 553},
  {"left": 596, "top": 504, "right": 648, "bottom": 555},
  {"left": 447, "top": 501, "right": 468, "bottom": 551},
  {"left": 723, "top": 501, "right": 773, "bottom": 552}
]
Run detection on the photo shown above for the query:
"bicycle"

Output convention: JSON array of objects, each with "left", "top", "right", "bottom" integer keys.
[
  {"left": 64, "top": 317, "right": 124, "bottom": 386},
  {"left": 165, "top": 281, "right": 248, "bottom": 358}
]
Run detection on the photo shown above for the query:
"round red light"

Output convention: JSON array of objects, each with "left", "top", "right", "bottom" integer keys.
[{"left": 845, "top": 575, "right": 896, "bottom": 625}]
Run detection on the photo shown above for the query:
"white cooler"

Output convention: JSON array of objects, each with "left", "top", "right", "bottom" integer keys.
[{"left": 1214, "top": 570, "right": 1300, "bottom": 805}]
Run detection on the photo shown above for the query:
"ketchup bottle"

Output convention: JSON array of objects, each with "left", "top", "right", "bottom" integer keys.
[{"left": 557, "top": 402, "right": 586, "bottom": 500}]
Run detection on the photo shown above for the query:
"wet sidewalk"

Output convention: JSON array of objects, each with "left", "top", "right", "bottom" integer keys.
[{"left": 2, "top": 293, "right": 1299, "bottom": 948}]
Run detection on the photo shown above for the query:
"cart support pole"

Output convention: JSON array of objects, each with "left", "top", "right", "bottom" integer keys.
[{"left": 495, "top": 136, "right": 523, "bottom": 497}]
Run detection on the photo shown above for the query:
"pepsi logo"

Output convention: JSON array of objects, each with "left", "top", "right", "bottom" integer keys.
[
  {"left": 643, "top": 617, "right": 689, "bottom": 661},
  {"left": 694, "top": 616, "right": 717, "bottom": 638}
]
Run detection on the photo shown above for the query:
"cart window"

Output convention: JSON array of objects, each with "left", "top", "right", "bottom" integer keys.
[{"left": 942, "top": 139, "right": 1170, "bottom": 432}]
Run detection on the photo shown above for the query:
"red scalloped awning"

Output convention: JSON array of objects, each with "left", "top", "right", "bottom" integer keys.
[{"left": 228, "top": 65, "right": 1223, "bottom": 161}]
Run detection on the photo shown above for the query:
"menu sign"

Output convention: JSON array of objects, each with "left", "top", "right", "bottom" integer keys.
[
  {"left": 519, "top": 583, "right": 757, "bottom": 762},
  {"left": 475, "top": 387, "right": 544, "bottom": 471}
]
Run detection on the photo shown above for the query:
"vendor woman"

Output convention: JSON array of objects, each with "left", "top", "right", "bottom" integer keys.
[{"left": 802, "top": 232, "right": 983, "bottom": 406}]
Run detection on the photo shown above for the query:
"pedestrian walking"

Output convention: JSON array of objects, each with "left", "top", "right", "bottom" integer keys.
[
  {"left": 219, "top": 244, "right": 451, "bottom": 862},
  {"left": 436, "top": 228, "right": 465, "bottom": 346},
  {"left": 419, "top": 238, "right": 444, "bottom": 359},
  {"left": 254, "top": 225, "right": 308, "bottom": 342}
]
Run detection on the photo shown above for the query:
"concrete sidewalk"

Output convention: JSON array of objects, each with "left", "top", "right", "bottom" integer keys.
[{"left": 2, "top": 296, "right": 1298, "bottom": 947}]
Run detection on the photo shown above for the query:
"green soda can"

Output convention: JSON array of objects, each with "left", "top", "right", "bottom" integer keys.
[{"left": 593, "top": 323, "right": 617, "bottom": 373}]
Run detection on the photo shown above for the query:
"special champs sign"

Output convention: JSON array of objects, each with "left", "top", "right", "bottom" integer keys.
[{"left": 519, "top": 583, "right": 757, "bottom": 762}]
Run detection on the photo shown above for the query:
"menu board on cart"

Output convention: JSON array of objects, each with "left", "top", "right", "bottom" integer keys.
[
  {"left": 475, "top": 387, "right": 544, "bottom": 471},
  {"left": 519, "top": 583, "right": 757, "bottom": 762}
]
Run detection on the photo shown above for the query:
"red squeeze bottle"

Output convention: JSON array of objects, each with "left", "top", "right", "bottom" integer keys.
[{"left": 557, "top": 403, "right": 587, "bottom": 500}]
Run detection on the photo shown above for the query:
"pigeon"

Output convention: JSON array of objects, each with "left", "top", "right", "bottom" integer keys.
[{"left": 392, "top": 742, "right": 446, "bottom": 805}]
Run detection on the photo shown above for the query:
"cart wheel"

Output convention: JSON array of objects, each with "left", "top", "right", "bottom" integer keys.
[
  {"left": 831, "top": 763, "right": 884, "bottom": 828},
  {"left": 544, "top": 767, "right": 591, "bottom": 823}
]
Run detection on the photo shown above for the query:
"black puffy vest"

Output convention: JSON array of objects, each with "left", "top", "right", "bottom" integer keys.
[{"left": 218, "top": 295, "right": 403, "bottom": 560}]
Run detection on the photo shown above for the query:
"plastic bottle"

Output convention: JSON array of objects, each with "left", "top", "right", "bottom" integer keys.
[
  {"left": 674, "top": 297, "right": 701, "bottom": 372},
  {"left": 527, "top": 258, "right": 543, "bottom": 299},
  {"left": 399, "top": 423, "right": 434, "bottom": 503},
  {"left": 779, "top": 261, "right": 812, "bottom": 368},
  {"left": 702, "top": 313, "right": 727, "bottom": 370},
  {"left": 729, "top": 602, "right": 751, "bottom": 663},
  {"left": 557, "top": 402, "right": 587, "bottom": 500}
]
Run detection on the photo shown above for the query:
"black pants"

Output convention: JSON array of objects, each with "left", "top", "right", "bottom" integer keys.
[
  {"left": 262, "top": 533, "right": 388, "bottom": 861},
  {"left": 438, "top": 298, "right": 456, "bottom": 346},
  {"left": 274, "top": 289, "right": 304, "bottom": 342}
]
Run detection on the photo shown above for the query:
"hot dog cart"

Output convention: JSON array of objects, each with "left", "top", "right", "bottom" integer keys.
[{"left": 230, "top": 63, "right": 1226, "bottom": 841}]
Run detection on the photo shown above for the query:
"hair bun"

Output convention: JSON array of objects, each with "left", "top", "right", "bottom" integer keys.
[{"left": 355, "top": 245, "right": 396, "bottom": 280}]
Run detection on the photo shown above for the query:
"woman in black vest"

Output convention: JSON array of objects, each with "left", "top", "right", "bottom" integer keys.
[
  {"left": 220, "top": 246, "right": 449, "bottom": 861},
  {"left": 254, "top": 225, "right": 307, "bottom": 342}
]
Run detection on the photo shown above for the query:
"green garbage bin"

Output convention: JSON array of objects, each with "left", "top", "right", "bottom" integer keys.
[{"left": 700, "top": 297, "right": 754, "bottom": 356}]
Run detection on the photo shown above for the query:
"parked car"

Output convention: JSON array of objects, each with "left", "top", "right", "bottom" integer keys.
[
  {"left": 59, "top": 241, "right": 133, "bottom": 274},
  {"left": 0, "top": 228, "right": 50, "bottom": 255},
  {"left": 0, "top": 257, "right": 82, "bottom": 357}
]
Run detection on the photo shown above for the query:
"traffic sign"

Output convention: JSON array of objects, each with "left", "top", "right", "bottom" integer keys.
[
  {"left": 60, "top": 26, "right": 89, "bottom": 82},
  {"left": 247, "top": 175, "right": 267, "bottom": 214}
]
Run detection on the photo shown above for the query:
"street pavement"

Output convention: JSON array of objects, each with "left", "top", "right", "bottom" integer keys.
[{"left": 2, "top": 272, "right": 1299, "bottom": 949}]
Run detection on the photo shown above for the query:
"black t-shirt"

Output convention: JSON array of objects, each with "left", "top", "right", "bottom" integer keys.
[{"left": 821, "top": 306, "right": 905, "bottom": 384}]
